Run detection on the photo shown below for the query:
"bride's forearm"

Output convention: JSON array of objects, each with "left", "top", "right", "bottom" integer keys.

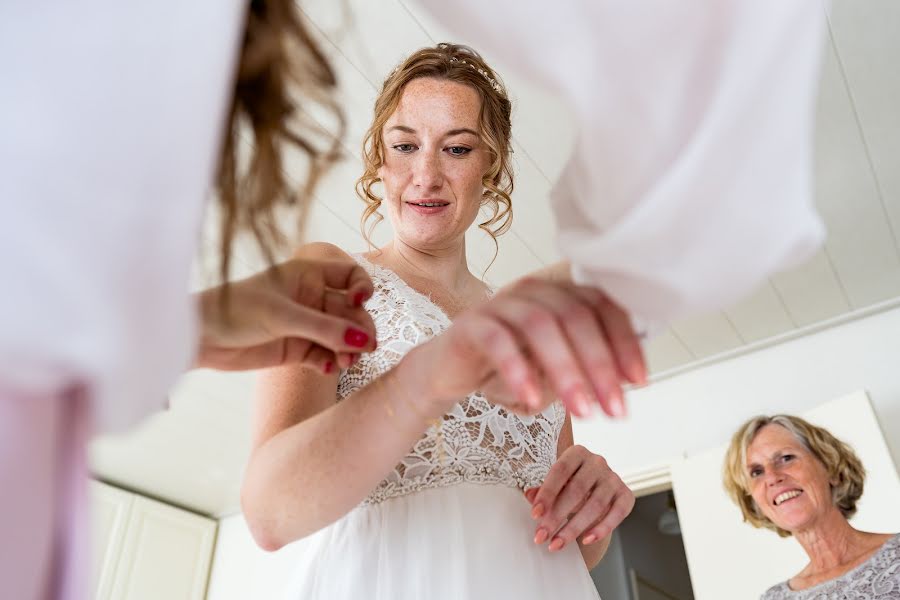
[{"left": 241, "top": 347, "right": 449, "bottom": 551}]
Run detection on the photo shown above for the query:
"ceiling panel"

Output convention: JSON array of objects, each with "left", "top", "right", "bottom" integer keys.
[
  {"left": 771, "top": 249, "right": 851, "bottom": 326},
  {"left": 670, "top": 313, "right": 744, "bottom": 359},
  {"left": 642, "top": 329, "right": 695, "bottom": 374},
  {"left": 90, "top": 369, "right": 258, "bottom": 516},
  {"left": 827, "top": 0, "right": 900, "bottom": 242},
  {"left": 300, "top": 0, "right": 432, "bottom": 85},
  {"left": 812, "top": 39, "right": 900, "bottom": 307},
  {"left": 502, "top": 145, "right": 562, "bottom": 264},
  {"left": 723, "top": 282, "right": 797, "bottom": 343}
]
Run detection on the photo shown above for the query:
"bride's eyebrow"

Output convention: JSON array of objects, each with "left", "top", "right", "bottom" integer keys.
[
  {"left": 386, "top": 125, "right": 416, "bottom": 134},
  {"left": 444, "top": 128, "right": 479, "bottom": 137}
]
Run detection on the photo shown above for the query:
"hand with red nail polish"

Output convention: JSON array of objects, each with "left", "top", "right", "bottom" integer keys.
[
  {"left": 193, "top": 242, "right": 376, "bottom": 372},
  {"left": 528, "top": 434, "right": 634, "bottom": 569}
]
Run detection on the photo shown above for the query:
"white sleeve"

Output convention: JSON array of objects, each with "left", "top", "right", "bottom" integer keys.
[
  {"left": 0, "top": 2, "right": 245, "bottom": 432},
  {"left": 415, "top": 0, "right": 826, "bottom": 327}
]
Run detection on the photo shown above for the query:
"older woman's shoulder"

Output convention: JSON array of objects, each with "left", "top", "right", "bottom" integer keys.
[
  {"left": 760, "top": 581, "right": 792, "bottom": 599},
  {"left": 761, "top": 534, "right": 900, "bottom": 599}
]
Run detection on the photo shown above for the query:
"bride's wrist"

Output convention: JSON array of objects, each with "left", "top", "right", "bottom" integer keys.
[{"left": 392, "top": 346, "right": 456, "bottom": 419}]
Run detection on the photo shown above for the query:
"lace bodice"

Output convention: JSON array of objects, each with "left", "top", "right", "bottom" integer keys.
[
  {"left": 761, "top": 534, "right": 900, "bottom": 600},
  {"left": 337, "top": 255, "right": 566, "bottom": 506}
]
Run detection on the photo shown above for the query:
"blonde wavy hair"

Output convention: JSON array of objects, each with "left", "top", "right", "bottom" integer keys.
[
  {"left": 722, "top": 415, "right": 866, "bottom": 538},
  {"left": 356, "top": 43, "right": 513, "bottom": 265}
]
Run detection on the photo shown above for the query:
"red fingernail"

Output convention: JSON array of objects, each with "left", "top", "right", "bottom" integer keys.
[
  {"left": 323, "top": 361, "right": 333, "bottom": 375},
  {"left": 353, "top": 292, "right": 367, "bottom": 307},
  {"left": 344, "top": 328, "right": 369, "bottom": 348},
  {"left": 548, "top": 538, "right": 565, "bottom": 552},
  {"left": 534, "top": 528, "right": 548, "bottom": 545},
  {"left": 582, "top": 534, "right": 598, "bottom": 545},
  {"left": 524, "top": 488, "right": 538, "bottom": 503},
  {"left": 531, "top": 503, "right": 545, "bottom": 519}
]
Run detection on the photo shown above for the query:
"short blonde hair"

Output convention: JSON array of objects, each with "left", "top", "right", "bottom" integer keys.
[{"left": 722, "top": 415, "right": 866, "bottom": 537}]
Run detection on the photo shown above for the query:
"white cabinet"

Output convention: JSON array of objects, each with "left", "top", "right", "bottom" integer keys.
[{"left": 90, "top": 481, "right": 217, "bottom": 600}]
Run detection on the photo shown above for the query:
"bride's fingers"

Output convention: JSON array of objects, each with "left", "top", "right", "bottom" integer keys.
[
  {"left": 568, "top": 285, "right": 646, "bottom": 387},
  {"left": 483, "top": 294, "right": 599, "bottom": 418},
  {"left": 463, "top": 313, "right": 544, "bottom": 411},
  {"left": 512, "top": 281, "right": 630, "bottom": 418},
  {"left": 580, "top": 490, "right": 634, "bottom": 546}
]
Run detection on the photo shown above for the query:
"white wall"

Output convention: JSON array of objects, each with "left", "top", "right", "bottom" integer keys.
[{"left": 574, "top": 306, "right": 900, "bottom": 478}]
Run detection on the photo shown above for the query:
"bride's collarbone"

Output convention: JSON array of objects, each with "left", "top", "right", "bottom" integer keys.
[{"left": 399, "top": 274, "right": 487, "bottom": 319}]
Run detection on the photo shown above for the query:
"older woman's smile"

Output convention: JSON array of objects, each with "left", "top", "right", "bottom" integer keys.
[{"left": 773, "top": 489, "right": 803, "bottom": 506}]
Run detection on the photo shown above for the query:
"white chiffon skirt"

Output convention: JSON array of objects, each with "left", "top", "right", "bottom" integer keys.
[{"left": 282, "top": 482, "right": 601, "bottom": 599}]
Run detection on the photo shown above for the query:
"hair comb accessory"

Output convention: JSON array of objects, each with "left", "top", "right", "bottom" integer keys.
[{"left": 449, "top": 56, "right": 505, "bottom": 96}]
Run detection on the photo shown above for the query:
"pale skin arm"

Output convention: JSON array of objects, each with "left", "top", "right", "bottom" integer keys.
[{"left": 242, "top": 344, "right": 446, "bottom": 550}]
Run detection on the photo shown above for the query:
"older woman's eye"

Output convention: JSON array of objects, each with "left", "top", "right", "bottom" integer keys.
[
  {"left": 780, "top": 454, "right": 795, "bottom": 463},
  {"left": 392, "top": 144, "right": 416, "bottom": 153},
  {"left": 446, "top": 146, "right": 471, "bottom": 156}
]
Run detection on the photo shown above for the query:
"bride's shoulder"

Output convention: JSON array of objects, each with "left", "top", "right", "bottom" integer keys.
[{"left": 293, "top": 241, "right": 356, "bottom": 262}]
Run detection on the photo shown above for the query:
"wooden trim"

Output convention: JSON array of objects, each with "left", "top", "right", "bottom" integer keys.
[{"left": 621, "top": 460, "right": 676, "bottom": 498}]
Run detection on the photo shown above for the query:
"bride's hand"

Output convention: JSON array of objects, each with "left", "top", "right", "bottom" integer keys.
[
  {"left": 525, "top": 445, "right": 634, "bottom": 553},
  {"left": 401, "top": 278, "right": 646, "bottom": 419}
]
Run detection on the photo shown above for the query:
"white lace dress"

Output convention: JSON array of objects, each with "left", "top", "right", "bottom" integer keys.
[{"left": 282, "top": 256, "right": 601, "bottom": 599}]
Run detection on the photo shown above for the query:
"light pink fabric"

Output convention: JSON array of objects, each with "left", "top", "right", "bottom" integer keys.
[{"left": 0, "top": 386, "right": 90, "bottom": 600}]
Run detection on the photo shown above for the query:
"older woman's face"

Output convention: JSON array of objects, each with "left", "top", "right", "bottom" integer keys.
[
  {"left": 745, "top": 424, "right": 835, "bottom": 533},
  {"left": 378, "top": 77, "right": 489, "bottom": 251}
]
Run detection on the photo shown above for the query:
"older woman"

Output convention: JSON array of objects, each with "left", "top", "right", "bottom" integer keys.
[{"left": 723, "top": 415, "right": 899, "bottom": 599}]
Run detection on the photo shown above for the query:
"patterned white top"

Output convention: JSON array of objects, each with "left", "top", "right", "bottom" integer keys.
[
  {"left": 761, "top": 534, "right": 900, "bottom": 600},
  {"left": 338, "top": 255, "right": 566, "bottom": 506}
]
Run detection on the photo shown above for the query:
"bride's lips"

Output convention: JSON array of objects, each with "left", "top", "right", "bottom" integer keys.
[{"left": 405, "top": 199, "right": 450, "bottom": 215}]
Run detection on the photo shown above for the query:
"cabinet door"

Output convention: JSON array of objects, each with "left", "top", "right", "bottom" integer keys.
[
  {"left": 671, "top": 391, "right": 900, "bottom": 600},
  {"left": 90, "top": 482, "right": 135, "bottom": 600},
  {"left": 107, "top": 495, "right": 217, "bottom": 600}
]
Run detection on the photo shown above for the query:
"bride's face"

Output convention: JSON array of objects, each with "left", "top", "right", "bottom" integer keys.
[{"left": 378, "top": 77, "right": 489, "bottom": 251}]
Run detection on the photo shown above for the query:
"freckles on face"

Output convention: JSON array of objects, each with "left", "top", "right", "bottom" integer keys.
[
  {"left": 745, "top": 425, "right": 834, "bottom": 532},
  {"left": 378, "top": 77, "right": 490, "bottom": 244}
]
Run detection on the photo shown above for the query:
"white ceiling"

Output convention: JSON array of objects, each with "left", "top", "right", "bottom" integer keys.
[{"left": 89, "top": 0, "right": 900, "bottom": 517}]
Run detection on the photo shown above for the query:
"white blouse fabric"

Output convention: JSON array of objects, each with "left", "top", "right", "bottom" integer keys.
[
  {"left": 416, "top": 0, "right": 827, "bottom": 329},
  {"left": 0, "top": 1, "right": 246, "bottom": 432}
]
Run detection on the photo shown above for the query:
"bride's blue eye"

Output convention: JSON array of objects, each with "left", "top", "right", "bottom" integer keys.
[
  {"left": 446, "top": 146, "right": 471, "bottom": 156},
  {"left": 392, "top": 144, "right": 416, "bottom": 153}
]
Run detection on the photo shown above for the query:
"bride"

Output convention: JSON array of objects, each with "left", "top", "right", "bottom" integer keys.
[{"left": 241, "top": 43, "right": 646, "bottom": 599}]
